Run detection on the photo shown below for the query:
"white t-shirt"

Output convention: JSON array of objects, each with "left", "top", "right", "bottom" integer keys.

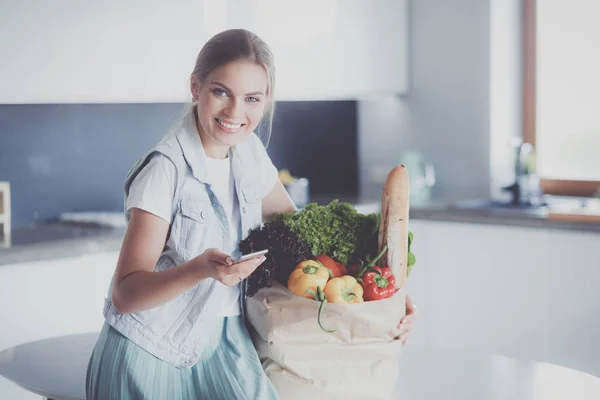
[
  {"left": 126, "top": 150, "right": 278, "bottom": 316},
  {"left": 126, "top": 154, "right": 176, "bottom": 224},
  {"left": 204, "top": 155, "right": 242, "bottom": 316},
  {"left": 203, "top": 155, "right": 240, "bottom": 252}
]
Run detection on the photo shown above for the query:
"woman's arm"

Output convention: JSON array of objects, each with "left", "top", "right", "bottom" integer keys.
[
  {"left": 262, "top": 180, "right": 297, "bottom": 222},
  {"left": 111, "top": 208, "right": 263, "bottom": 314},
  {"left": 111, "top": 209, "right": 210, "bottom": 314}
]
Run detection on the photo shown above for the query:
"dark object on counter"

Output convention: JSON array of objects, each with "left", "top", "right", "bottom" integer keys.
[{"left": 502, "top": 141, "right": 545, "bottom": 207}]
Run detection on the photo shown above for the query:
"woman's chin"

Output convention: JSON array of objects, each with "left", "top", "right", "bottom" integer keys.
[{"left": 214, "top": 129, "right": 249, "bottom": 146}]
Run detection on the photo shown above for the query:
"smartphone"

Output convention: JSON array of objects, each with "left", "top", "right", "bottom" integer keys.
[{"left": 233, "top": 249, "right": 269, "bottom": 264}]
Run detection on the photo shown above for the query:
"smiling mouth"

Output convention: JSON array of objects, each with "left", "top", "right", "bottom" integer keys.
[{"left": 215, "top": 118, "right": 244, "bottom": 130}]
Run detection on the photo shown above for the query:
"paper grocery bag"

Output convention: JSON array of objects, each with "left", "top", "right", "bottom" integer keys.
[{"left": 246, "top": 281, "right": 406, "bottom": 400}]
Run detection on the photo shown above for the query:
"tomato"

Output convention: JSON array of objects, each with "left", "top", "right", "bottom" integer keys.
[{"left": 313, "top": 254, "right": 348, "bottom": 278}]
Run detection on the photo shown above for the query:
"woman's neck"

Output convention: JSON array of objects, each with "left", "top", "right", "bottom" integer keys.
[{"left": 201, "top": 136, "right": 229, "bottom": 159}]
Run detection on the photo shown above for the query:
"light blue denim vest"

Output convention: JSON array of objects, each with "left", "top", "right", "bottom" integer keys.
[{"left": 103, "top": 109, "right": 266, "bottom": 368}]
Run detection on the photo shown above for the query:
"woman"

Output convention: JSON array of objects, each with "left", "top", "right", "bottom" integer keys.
[{"left": 86, "top": 28, "right": 417, "bottom": 399}]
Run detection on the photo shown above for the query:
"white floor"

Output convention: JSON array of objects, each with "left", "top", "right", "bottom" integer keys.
[{"left": 0, "top": 377, "right": 38, "bottom": 400}]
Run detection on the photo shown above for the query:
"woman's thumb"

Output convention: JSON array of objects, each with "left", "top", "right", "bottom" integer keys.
[{"left": 208, "top": 248, "right": 233, "bottom": 265}]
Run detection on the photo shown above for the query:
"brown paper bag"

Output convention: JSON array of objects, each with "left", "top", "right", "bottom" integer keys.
[{"left": 247, "top": 281, "right": 405, "bottom": 400}]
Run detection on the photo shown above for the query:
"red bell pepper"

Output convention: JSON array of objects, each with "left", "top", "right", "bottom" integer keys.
[{"left": 361, "top": 266, "right": 397, "bottom": 301}]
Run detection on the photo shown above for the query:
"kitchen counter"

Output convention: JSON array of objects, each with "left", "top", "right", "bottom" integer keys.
[
  {"left": 0, "top": 223, "right": 125, "bottom": 266},
  {"left": 312, "top": 194, "right": 600, "bottom": 234},
  {"left": 1, "top": 198, "right": 598, "bottom": 266},
  {"left": 409, "top": 202, "right": 600, "bottom": 233}
]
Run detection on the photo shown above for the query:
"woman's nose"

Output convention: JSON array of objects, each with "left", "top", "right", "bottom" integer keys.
[{"left": 223, "top": 98, "right": 244, "bottom": 119}]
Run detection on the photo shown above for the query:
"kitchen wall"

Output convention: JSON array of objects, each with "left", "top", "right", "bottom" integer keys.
[
  {"left": 0, "top": 103, "right": 181, "bottom": 227},
  {"left": 0, "top": 102, "right": 358, "bottom": 228},
  {"left": 359, "top": 0, "right": 498, "bottom": 203},
  {"left": 1, "top": 0, "right": 521, "bottom": 223}
]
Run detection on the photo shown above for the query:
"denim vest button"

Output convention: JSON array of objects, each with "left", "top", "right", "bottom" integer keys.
[{"left": 200, "top": 210, "right": 207, "bottom": 219}]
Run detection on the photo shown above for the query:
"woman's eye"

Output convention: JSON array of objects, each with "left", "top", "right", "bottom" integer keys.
[
  {"left": 213, "top": 88, "right": 228, "bottom": 97},
  {"left": 246, "top": 96, "right": 260, "bottom": 103}
]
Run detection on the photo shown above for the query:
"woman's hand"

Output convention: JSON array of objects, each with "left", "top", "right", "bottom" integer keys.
[
  {"left": 396, "top": 294, "right": 418, "bottom": 345},
  {"left": 196, "top": 248, "right": 266, "bottom": 286}
]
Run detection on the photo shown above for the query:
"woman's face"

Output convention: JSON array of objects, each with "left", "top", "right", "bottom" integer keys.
[{"left": 192, "top": 61, "right": 269, "bottom": 159}]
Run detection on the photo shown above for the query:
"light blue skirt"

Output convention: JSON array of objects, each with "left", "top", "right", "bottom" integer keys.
[{"left": 86, "top": 316, "right": 280, "bottom": 400}]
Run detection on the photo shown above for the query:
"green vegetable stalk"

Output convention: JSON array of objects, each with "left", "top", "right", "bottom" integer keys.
[{"left": 407, "top": 231, "right": 416, "bottom": 277}]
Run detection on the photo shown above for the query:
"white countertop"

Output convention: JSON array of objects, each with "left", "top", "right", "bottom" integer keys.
[{"left": 2, "top": 333, "right": 600, "bottom": 400}]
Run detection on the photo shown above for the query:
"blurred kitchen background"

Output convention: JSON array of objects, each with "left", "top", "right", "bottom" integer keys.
[{"left": 1, "top": 0, "right": 599, "bottom": 398}]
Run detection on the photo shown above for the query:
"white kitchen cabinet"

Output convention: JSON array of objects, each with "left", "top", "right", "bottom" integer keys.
[
  {"left": 246, "top": 0, "right": 409, "bottom": 100},
  {"left": 0, "top": 1, "right": 205, "bottom": 104},
  {"left": 546, "top": 230, "right": 600, "bottom": 377},
  {"left": 401, "top": 219, "right": 432, "bottom": 346},
  {"left": 410, "top": 221, "right": 549, "bottom": 362},
  {"left": 0, "top": 251, "right": 118, "bottom": 352},
  {"left": 408, "top": 219, "right": 600, "bottom": 377},
  {"left": 0, "top": 0, "right": 408, "bottom": 103},
  {"left": 0, "top": 250, "right": 117, "bottom": 400}
]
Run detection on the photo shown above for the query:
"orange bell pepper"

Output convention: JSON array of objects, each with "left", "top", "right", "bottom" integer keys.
[
  {"left": 287, "top": 260, "right": 330, "bottom": 299},
  {"left": 323, "top": 276, "right": 364, "bottom": 304}
]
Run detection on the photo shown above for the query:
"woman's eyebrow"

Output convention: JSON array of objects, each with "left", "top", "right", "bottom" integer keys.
[{"left": 211, "top": 81, "right": 264, "bottom": 96}]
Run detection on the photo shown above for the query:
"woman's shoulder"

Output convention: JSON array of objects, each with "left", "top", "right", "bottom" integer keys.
[
  {"left": 125, "top": 138, "right": 183, "bottom": 194},
  {"left": 143, "top": 153, "right": 178, "bottom": 174},
  {"left": 154, "top": 133, "right": 186, "bottom": 161}
]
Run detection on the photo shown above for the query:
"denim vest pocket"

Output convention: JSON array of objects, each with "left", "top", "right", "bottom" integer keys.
[
  {"left": 177, "top": 198, "right": 212, "bottom": 259},
  {"left": 239, "top": 183, "right": 263, "bottom": 240},
  {"left": 241, "top": 185, "right": 261, "bottom": 204}
]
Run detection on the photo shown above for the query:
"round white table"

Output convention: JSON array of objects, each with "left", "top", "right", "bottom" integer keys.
[{"left": 1, "top": 333, "right": 600, "bottom": 400}]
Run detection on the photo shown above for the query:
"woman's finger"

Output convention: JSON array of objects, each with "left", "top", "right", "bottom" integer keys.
[
  {"left": 208, "top": 248, "right": 233, "bottom": 265},
  {"left": 395, "top": 329, "right": 411, "bottom": 341},
  {"left": 400, "top": 313, "right": 418, "bottom": 325},
  {"left": 405, "top": 294, "right": 417, "bottom": 314},
  {"left": 398, "top": 320, "right": 413, "bottom": 333},
  {"left": 397, "top": 313, "right": 417, "bottom": 329},
  {"left": 396, "top": 317, "right": 413, "bottom": 334}
]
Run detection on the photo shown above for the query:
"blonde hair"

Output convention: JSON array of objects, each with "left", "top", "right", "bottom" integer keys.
[{"left": 191, "top": 29, "right": 276, "bottom": 146}]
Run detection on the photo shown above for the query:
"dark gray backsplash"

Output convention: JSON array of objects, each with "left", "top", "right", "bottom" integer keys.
[
  {"left": 268, "top": 101, "right": 358, "bottom": 198},
  {"left": 0, "top": 102, "right": 357, "bottom": 228}
]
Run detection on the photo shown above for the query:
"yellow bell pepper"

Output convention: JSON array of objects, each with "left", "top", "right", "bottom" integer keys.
[
  {"left": 287, "top": 260, "right": 330, "bottom": 299},
  {"left": 323, "top": 276, "right": 364, "bottom": 304}
]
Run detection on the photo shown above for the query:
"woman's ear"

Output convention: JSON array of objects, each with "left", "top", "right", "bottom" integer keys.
[{"left": 190, "top": 75, "right": 200, "bottom": 101}]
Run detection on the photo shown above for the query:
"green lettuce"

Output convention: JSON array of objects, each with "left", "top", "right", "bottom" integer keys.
[{"left": 275, "top": 200, "right": 379, "bottom": 265}]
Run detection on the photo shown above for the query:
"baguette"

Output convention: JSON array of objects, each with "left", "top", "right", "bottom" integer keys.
[{"left": 377, "top": 165, "right": 410, "bottom": 289}]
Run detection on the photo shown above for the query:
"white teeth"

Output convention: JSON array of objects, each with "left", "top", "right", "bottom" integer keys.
[{"left": 216, "top": 118, "right": 242, "bottom": 130}]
